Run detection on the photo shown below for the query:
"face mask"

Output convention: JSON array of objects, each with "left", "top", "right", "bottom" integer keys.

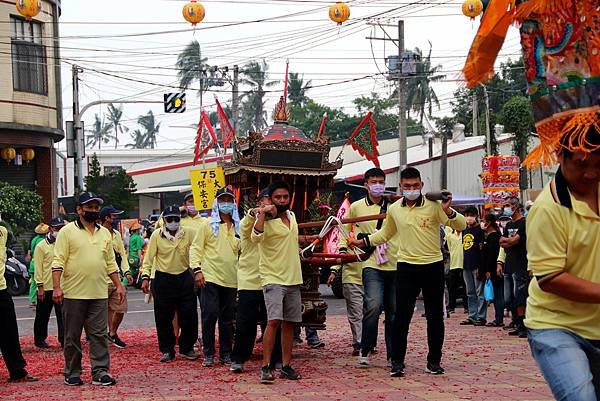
[
  {"left": 218, "top": 202, "right": 235, "bottom": 215},
  {"left": 524, "top": 210, "right": 529, "bottom": 218},
  {"left": 186, "top": 205, "right": 197, "bottom": 215},
  {"left": 466, "top": 216, "right": 477, "bottom": 225},
  {"left": 403, "top": 190, "right": 421, "bottom": 201},
  {"left": 165, "top": 221, "right": 180, "bottom": 231},
  {"left": 368, "top": 183, "right": 386, "bottom": 197},
  {"left": 503, "top": 207, "right": 514, "bottom": 217},
  {"left": 275, "top": 204, "right": 290, "bottom": 214},
  {"left": 83, "top": 211, "right": 99, "bottom": 223}
]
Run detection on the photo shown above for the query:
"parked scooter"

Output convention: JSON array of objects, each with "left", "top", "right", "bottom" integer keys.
[{"left": 4, "top": 249, "right": 29, "bottom": 296}]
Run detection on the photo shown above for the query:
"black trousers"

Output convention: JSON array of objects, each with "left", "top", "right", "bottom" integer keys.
[
  {"left": 447, "top": 268, "right": 466, "bottom": 310},
  {"left": 392, "top": 262, "right": 445, "bottom": 365},
  {"left": 152, "top": 271, "right": 198, "bottom": 355},
  {"left": 200, "top": 282, "right": 236, "bottom": 358},
  {"left": 34, "top": 290, "right": 64, "bottom": 346},
  {"left": 0, "top": 290, "right": 28, "bottom": 379},
  {"left": 231, "top": 290, "right": 282, "bottom": 365}
]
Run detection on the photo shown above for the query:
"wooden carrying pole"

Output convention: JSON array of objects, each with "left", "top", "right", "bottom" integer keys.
[{"left": 297, "top": 213, "right": 386, "bottom": 230}]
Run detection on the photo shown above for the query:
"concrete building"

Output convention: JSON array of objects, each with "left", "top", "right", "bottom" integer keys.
[{"left": 0, "top": 0, "right": 63, "bottom": 221}]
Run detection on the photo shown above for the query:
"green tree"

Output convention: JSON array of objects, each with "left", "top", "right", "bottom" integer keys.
[
  {"left": 106, "top": 103, "right": 128, "bottom": 149},
  {"left": 176, "top": 40, "right": 218, "bottom": 107},
  {"left": 125, "top": 129, "right": 145, "bottom": 149},
  {"left": 240, "top": 60, "right": 280, "bottom": 132},
  {"left": 287, "top": 72, "right": 312, "bottom": 106},
  {"left": 501, "top": 95, "right": 534, "bottom": 189},
  {"left": 85, "top": 114, "right": 114, "bottom": 149},
  {"left": 0, "top": 182, "right": 43, "bottom": 233},
  {"left": 84, "top": 153, "right": 137, "bottom": 215},
  {"left": 402, "top": 44, "right": 445, "bottom": 126},
  {"left": 289, "top": 99, "right": 358, "bottom": 141},
  {"left": 137, "top": 110, "right": 160, "bottom": 149}
]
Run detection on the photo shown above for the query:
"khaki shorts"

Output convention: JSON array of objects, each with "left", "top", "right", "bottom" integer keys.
[
  {"left": 108, "top": 283, "right": 128, "bottom": 313},
  {"left": 262, "top": 284, "right": 302, "bottom": 323}
]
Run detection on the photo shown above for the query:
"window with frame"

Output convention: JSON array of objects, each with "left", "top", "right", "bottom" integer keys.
[{"left": 10, "top": 16, "right": 48, "bottom": 95}]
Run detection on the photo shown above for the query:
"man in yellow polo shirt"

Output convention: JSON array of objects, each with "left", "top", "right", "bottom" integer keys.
[
  {"left": 335, "top": 167, "right": 399, "bottom": 361},
  {"left": 140, "top": 205, "right": 199, "bottom": 363},
  {"left": 230, "top": 189, "right": 283, "bottom": 373},
  {"left": 350, "top": 167, "right": 466, "bottom": 377},
  {"left": 99, "top": 205, "right": 134, "bottom": 349},
  {"left": 0, "top": 221, "right": 37, "bottom": 382},
  {"left": 52, "top": 192, "right": 125, "bottom": 386},
  {"left": 33, "top": 217, "right": 66, "bottom": 349},
  {"left": 525, "top": 132, "right": 600, "bottom": 401},
  {"left": 252, "top": 180, "right": 303, "bottom": 384},
  {"left": 190, "top": 187, "right": 240, "bottom": 367}
]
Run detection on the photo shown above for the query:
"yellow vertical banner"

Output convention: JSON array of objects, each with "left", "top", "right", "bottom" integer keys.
[{"left": 189, "top": 167, "right": 226, "bottom": 210}]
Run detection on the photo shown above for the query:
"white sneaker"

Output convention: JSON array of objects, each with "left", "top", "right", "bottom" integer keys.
[{"left": 357, "top": 356, "right": 370, "bottom": 368}]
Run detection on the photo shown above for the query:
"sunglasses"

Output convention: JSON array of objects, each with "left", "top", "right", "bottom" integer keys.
[{"left": 165, "top": 216, "right": 181, "bottom": 223}]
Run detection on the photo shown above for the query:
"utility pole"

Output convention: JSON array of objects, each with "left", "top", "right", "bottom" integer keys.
[
  {"left": 397, "top": 20, "right": 407, "bottom": 179},
  {"left": 232, "top": 65, "right": 240, "bottom": 137},
  {"left": 72, "top": 64, "right": 84, "bottom": 192},
  {"left": 441, "top": 130, "right": 448, "bottom": 189},
  {"left": 472, "top": 91, "right": 478, "bottom": 137},
  {"left": 482, "top": 84, "right": 491, "bottom": 155}
]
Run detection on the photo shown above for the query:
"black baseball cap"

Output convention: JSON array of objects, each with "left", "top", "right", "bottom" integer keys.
[
  {"left": 216, "top": 187, "right": 235, "bottom": 199},
  {"left": 162, "top": 205, "right": 181, "bottom": 217},
  {"left": 99, "top": 205, "right": 124, "bottom": 219},
  {"left": 49, "top": 217, "right": 66, "bottom": 228},
  {"left": 78, "top": 192, "right": 103, "bottom": 205},
  {"left": 183, "top": 192, "right": 194, "bottom": 202},
  {"left": 258, "top": 188, "right": 270, "bottom": 199}
]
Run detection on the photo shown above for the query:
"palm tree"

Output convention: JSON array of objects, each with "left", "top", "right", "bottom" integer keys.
[
  {"left": 137, "top": 110, "right": 161, "bottom": 149},
  {"left": 125, "top": 129, "right": 145, "bottom": 149},
  {"left": 240, "top": 60, "right": 280, "bottom": 132},
  {"left": 176, "top": 40, "right": 217, "bottom": 108},
  {"left": 401, "top": 43, "right": 446, "bottom": 126},
  {"left": 287, "top": 72, "right": 312, "bottom": 106},
  {"left": 106, "top": 103, "right": 128, "bottom": 149},
  {"left": 85, "top": 114, "right": 114, "bottom": 149}
]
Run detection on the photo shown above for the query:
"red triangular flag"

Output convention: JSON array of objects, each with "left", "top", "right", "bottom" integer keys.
[
  {"left": 215, "top": 97, "right": 235, "bottom": 152},
  {"left": 317, "top": 112, "right": 327, "bottom": 141},
  {"left": 193, "top": 111, "right": 219, "bottom": 165},
  {"left": 347, "top": 112, "right": 380, "bottom": 167}
]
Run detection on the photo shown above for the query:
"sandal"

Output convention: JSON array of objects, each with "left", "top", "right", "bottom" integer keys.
[{"left": 486, "top": 321, "right": 504, "bottom": 327}]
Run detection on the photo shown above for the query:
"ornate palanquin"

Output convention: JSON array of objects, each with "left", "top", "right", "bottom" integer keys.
[{"left": 220, "top": 97, "right": 342, "bottom": 328}]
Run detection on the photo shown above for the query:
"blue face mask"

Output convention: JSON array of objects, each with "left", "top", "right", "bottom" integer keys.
[
  {"left": 503, "top": 207, "right": 513, "bottom": 217},
  {"left": 218, "top": 202, "right": 235, "bottom": 215}
]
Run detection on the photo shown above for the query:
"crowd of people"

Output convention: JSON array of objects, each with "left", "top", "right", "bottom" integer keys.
[{"left": 0, "top": 146, "right": 598, "bottom": 399}]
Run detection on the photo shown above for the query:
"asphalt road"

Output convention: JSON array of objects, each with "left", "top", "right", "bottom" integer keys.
[{"left": 14, "top": 284, "right": 347, "bottom": 337}]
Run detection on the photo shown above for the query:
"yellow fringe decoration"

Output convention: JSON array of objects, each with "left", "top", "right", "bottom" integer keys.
[{"left": 523, "top": 111, "right": 600, "bottom": 168}]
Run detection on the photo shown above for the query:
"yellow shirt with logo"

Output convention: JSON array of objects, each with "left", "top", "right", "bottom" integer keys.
[
  {"left": 0, "top": 226, "right": 7, "bottom": 291},
  {"left": 52, "top": 221, "right": 119, "bottom": 300},
  {"left": 34, "top": 238, "right": 55, "bottom": 290},
  {"left": 141, "top": 228, "right": 193, "bottom": 278},
  {"left": 251, "top": 211, "right": 303, "bottom": 286},
  {"left": 369, "top": 197, "right": 466, "bottom": 265},
  {"left": 525, "top": 182, "right": 600, "bottom": 339},
  {"left": 107, "top": 229, "right": 129, "bottom": 284},
  {"left": 190, "top": 220, "right": 239, "bottom": 289},
  {"left": 237, "top": 213, "right": 262, "bottom": 291},
  {"left": 444, "top": 227, "right": 463, "bottom": 270},
  {"left": 340, "top": 198, "right": 398, "bottom": 272}
]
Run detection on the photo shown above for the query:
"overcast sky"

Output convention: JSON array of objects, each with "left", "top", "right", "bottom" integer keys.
[{"left": 57, "top": 0, "right": 520, "bottom": 151}]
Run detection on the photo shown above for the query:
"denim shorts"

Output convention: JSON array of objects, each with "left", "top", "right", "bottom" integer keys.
[{"left": 512, "top": 270, "right": 529, "bottom": 307}]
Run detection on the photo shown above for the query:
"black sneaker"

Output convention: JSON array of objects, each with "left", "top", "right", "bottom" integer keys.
[
  {"left": 230, "top": 362, "right": 244, "bottom": 373},
  {"left": 64, "top": 376, "right": 84, "bottom": 386},
  {"left": 390, "top": 361, "right": 405, "bottom": 377},
  {"left": 518, "top": 329, "right": 528, "bottom": 338},
  {"left": 459, "top": 319, "right": 474, "bottom": 325},
  {"left": 181, "top": 350, "right": 200, "bottom": 361},
  {"left": 92, "top": 374, "right": 117, "bottom": 386},
  {"left": 219, "top": 355, "right": 232, "bottom": 365},
  {"left": 308, "top": 340, "right": 325, "bottom": 349},
  {"left": 108, "top": 334, "right": 126, "bottom": 349},
  {"left": 280, "top": 365, "right": 301, "bottom": 380},
  {"left": 425, "top": 363, "right": 445, "bottom": 375},
  {"left": 160, "top": 352, "right": 175, "bottom": 363},
  {"left": 260, "top": 365, "right": 275, "bottom": 384},
  {"left": 35, "top": 341, "right": 51, "bottom": 349}
]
